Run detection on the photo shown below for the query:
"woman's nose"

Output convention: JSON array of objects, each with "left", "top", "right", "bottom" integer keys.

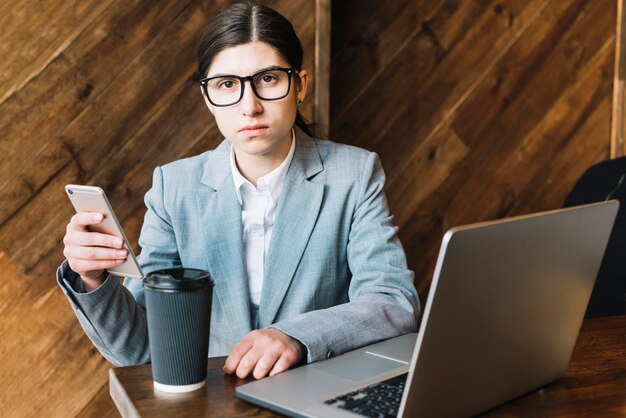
[{"left": 240, "top": 81, "right": 263, "bottom": 116}]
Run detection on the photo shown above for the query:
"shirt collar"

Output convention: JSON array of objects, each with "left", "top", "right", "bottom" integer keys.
[{"left": 230, "top": 128, "right": 296, "bottom": 205}]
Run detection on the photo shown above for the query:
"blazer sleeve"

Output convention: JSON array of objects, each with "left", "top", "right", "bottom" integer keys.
[
  {"left": 56, "top": 262, "right": 150, "bottom": 366},
  {"left": 270, "top": 152, "right": 420, "bottom": 363},
  {"left": 55, "top": 166, "right": 180, "bottom": 366}
]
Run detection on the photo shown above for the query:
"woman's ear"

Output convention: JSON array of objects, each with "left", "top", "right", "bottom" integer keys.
[
  {"left": 200, "top": 86, "right": 215, "bottom": 115},
  {"left": 296, "top": 69, "right": 309, "bottom": 103}
]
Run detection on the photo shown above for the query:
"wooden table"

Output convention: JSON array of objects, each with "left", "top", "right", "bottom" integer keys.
[
  {"left": 110, "top": 356, "right": 277, "bottom": 418},
  {"left": 109, "top": 315, "right": 626, "bottom": 417}
]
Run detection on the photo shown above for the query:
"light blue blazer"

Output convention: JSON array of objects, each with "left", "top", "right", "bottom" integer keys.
[{"left": 57, "top": 128, "right": 419, "bottom": 366}]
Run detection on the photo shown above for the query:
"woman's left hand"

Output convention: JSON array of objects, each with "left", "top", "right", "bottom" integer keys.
[{"left": 224, "top": 328, "right": 305, "bottom": 379}]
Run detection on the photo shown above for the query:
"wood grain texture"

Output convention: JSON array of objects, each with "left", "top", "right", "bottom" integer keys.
[
  {"left": 481, "top": 315, "right": 626, "bottom": 417},
  {"left": 315, "top": 0, "right": 331, "bottom": 136},
  {"left": 612, "top": 0, "right": 626, "bottom": 157},
  {"left": 332, "top": 0, "right": 616, "bottom": 295},
  {"left": 109, "top": 358, "right": 279, "bottom": 417},
  {"left": 0, "top": 1, "right": 325, "bottom": 416},
  {"left": 76, "top": 382, "right": 120, "bottom": 418}
]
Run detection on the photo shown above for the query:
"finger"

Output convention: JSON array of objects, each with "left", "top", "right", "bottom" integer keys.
[
  {"left": 235, "top": 346, "right": 265, "bottom": 379},
  {"left": 65, "top": 230, "right": 124, "bottom": 249},
  {"left": 269, "top": 349, "right": 299, "bottom": 377},
  {"left": 253, "top": 348, "right": 282, "bottom": 380},
  {"left": 64, "top": 245, "right": 127, "bottom": 261},
  {"left": 224, "top": 337, "right": 255, "bottom": 374},
  {"left": 69, "top": 212, "right": 105, "bottom": 229},
  {"left": 67, "top": 257, "right": 125, "bottom": 273}
]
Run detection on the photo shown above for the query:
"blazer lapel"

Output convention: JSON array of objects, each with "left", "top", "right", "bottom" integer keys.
[
  {"left": 259, "top": 132, "right": 324, "bottom": 327},
  {"left": 196, "top": 140, "right": 252, "bottom": 342}
]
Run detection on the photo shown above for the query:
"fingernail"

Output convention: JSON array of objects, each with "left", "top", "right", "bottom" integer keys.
[
  {"left": 113, "top": 238, "right": 123, "bottom": 247},
  {"left": 93, "top": 214, "right": 103, "bottom": 222},
  {"left": 117, "top": 250, "right": 127, "bottom": 257}
]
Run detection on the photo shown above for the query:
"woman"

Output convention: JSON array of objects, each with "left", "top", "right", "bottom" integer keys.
[{"left": 58, "top": 2, "right": 419, "bottom": 380}]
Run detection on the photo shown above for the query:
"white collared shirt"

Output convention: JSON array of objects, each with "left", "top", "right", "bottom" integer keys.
[{"left": 229, "top": 129, "right": 296, "bottom": 307}]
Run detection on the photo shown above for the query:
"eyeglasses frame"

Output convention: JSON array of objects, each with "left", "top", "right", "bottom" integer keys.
[{"left": 199, "top": 67, "right": 298, "bottom": 107}]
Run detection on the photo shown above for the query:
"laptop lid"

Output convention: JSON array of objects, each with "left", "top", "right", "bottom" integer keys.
[
  {"left": 236, "top": 201, "right": 618, "bottom": 418},
  {"left": 399, "top": 200, "right": 618, "bottom": 417}
]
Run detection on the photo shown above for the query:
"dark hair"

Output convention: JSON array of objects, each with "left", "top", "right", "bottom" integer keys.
[{"left": 197, "top": 2, "right": 313, "bottom": 136}]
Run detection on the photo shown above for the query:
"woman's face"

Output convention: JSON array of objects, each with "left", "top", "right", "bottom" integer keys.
[{"left": 202, "top": 41, "right": 308, "bottom": 165}]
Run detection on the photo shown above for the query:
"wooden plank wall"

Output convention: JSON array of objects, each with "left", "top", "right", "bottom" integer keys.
[
  {"left": 0, "top": 1, "right": 319, "bottom": 416},
  {"left": 613, "top": 0, "right": 626, "bottom": 156},
  {"left": 331, "top": 0, "right": 617, "bottom": 297}
]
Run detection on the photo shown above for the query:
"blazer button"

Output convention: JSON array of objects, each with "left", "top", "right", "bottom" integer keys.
[{"left": 326, "top": 350, "right": 335, "bottom": 359}]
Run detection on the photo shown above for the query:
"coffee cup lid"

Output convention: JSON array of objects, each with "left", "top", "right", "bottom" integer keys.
[{"left": 143, "top": 268, "right": 213, "bottom": 292}]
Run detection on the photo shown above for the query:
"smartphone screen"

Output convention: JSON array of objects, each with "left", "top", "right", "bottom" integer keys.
[{"left": 65, "top": 184, "right": 144, "bottom": 279}]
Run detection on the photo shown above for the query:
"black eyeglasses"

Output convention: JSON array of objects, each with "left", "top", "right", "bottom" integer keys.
[{"left": 199, "top": 67, "right": 297, "bottom": 107}]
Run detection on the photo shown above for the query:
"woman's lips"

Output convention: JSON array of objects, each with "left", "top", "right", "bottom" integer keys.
[{"left": 239, "top": 125, "right": 269, "bottom": 137}]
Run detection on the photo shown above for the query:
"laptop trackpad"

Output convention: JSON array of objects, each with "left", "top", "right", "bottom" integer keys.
[{"left": 316, "top": 353, "right": 404, "bottom": 381}]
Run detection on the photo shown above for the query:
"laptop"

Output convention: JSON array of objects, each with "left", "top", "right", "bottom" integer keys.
[{"left": 235, "top": 201, "right": 618, "bottom": 417}]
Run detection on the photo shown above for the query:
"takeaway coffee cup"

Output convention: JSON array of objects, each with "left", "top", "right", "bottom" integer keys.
[{"left": 143, "top": 268, "right": 214, "bottom": 393}]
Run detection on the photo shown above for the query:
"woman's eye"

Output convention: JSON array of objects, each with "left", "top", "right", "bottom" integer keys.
[
  {"left": 260, "top": 75, "right": 276, "bottom": 84},
  {"left": 218, "top": 80, "right": 237, "bottom": 89}
]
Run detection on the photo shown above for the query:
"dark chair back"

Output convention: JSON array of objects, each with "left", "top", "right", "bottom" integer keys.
[{"left": 564, "top": 157, "right": 626, "bottom": 317}]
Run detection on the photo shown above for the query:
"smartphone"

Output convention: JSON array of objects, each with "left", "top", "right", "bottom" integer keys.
[{"left": 65, "top": 184, "right": 144, "bottom": 279}]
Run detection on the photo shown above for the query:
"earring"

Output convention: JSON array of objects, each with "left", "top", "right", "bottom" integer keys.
[{"left": 296, "top": 98, "right": 303, "bottom": 106}]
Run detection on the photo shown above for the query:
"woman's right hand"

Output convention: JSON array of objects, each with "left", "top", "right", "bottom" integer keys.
[{"left": 63, "top": 212, "right": 128, "bottom": 291}]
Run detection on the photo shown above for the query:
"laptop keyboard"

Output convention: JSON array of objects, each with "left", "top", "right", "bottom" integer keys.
[{"left": 323, "top": 373, "right": 408, "bottom": 418}]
